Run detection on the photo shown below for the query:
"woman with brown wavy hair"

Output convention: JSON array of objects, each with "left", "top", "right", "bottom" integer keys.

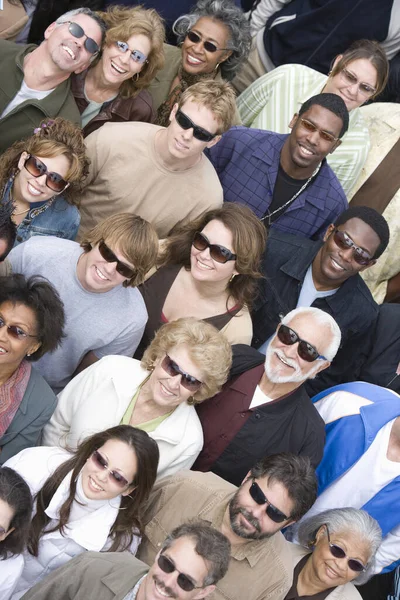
[
  {"left": 72, "top": 5, "right": 165, "bottom": 136},
  {"left": 0, "top": 117, "right": 89, "bottom": 245},
  {"left": 136, "top": 203, "right": 267, "bottom": 355},
  {"left": 3, "top": 424, "right": 159, "bottom": 599}
]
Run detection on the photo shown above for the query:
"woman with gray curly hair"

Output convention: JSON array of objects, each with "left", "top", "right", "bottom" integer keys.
[
  {"left": 286, "top": 508, "right": 382, "bottom": 600},
  {"left": 149, "top": 0, "right": 251, "bottom": 126},
  {"left": 42, "top": 317, "right": 232, "bottom": 479}
]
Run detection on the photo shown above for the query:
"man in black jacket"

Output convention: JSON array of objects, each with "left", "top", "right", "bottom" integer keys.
[{"left": 252, "top": 206, "right": 390, "bottom": 395}]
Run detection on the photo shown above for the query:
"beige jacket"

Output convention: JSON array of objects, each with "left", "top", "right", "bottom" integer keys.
[{"left": 138, "top": 470, "right": 293, "bottom": 600}]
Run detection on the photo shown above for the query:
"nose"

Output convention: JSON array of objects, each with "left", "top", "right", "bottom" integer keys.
[
  {"left": 120, "top": 50, "right": 131, "bottom": 64},
  {"left": 181, "top": 127, "right": 194, "bottom": 141},
  {"left": 283, "top": 342, "right": 299, "bottom": 360},
  {"left": 306, "top": 129, "right": 320, "bottom": 145},
  {"left": 168, "top": 373, "right": 182, "bottom": 390},
  {"left": 337, "top": 245, "right": 354, "bottom": 264},
  {"left": 198, "top": 245, "right": 211, "bottom": 260}
]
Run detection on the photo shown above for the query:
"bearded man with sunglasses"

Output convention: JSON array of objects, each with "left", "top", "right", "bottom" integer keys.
[
  {"left": 193, "top": 306, "right": 341, "bottom": 485},
  {"left": 251, "top": 206, "right": 390, "bottom": 396},
  {"left": 0, "top": 8, "right": 106, "bottom": 153}
]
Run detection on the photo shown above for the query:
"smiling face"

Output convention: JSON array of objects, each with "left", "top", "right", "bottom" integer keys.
[
  {"left": 310, "top": 526, "right": 370, "bottom": 589},
  {"left": 313, "top": 218, "right": 380, "bottom": 289},
  {"left": 100, "top": 34, "right": 152, "bottom": 86},
  {"left": 190, "top": 219, "right": 237, "bottom": 285},
  {"left": 0, "top": 498, "right": 15, "bottom": 543},
  {"left": 284, "top": 105, "right": 343, "bottom": 178},
  {"left": 44, "top": 13, "right": 103, "bottom": 74},
  {"left": 0, "top": 301, "right": 41, "bottom": 374},
  {"left": 14, "top": 152, "right": 70, "bottom": 205},
  {"left": 323, "top": 57, "right": 378, "bottom": 111},
  {"left": 76, "top": 240, "right": 135, "bottom": 293},
  {"left": 181, "top": 16, "right": 232, "bottom": 75},
  {"left": 81, "top": 438, "right": 137, "bottom": 500}
]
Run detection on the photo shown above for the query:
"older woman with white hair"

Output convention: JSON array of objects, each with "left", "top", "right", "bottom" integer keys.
[{"left": 287, "top": 508, "right": 382, "bottom": 599}]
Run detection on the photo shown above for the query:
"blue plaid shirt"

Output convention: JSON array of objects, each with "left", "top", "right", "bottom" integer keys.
[{"left": 207, "top": 127, "right": 348, "bottom": 239}]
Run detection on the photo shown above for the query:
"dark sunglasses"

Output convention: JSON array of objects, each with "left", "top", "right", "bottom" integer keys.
[
  {"left": 175, "top": 110, "right": 217, "bottom": 142},
  {"left": 249, "top": 479, "right": 289, "bottom": 523},
  {"left": 161, "top": 355, "right": 202, "bottom": 392},
  {"left": 158, "top": 554, "right": 202, "bottom": 592},
  {"left": 65, "top": 20, "right": 99, "bottom": 55},
  {"left": 192, "top": 231, "right": 236, "bottom": 264},
  {"left": 277, "top": 324, "right": 327, "bottom": 363},
  {"left": 24, "top": 155, "right": 69, "bottom": 193},
  {"left": 186, "top": 30, "right": 230, "bottom": 53},
  {"left": 98, "top": 240, "right": 136, "bottom": 279},
  {"left": 332, "top": 229, "right": 373, "bottom": 266},
  {"left": 90, "top": 450, "right": 130, "bottom": 488},
  {"left": 115, "top": 40, "right": 147, "bottom": 64},
  {"left": 0, "top": 316, "right": 37, "bottom": 341},
  {"left": 299, "top": 118, "right": 339, "bottom": 143},
  {"left": 325, "top": 525, "right": 367, "bottom": 572}
]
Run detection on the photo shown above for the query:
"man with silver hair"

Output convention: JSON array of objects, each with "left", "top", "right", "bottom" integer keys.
[
  {"left": 0, "top": 7, "right": 106, "bottom": 152},
  {"left": 193, "top": 306, "right": 341, "bottom": 486}
]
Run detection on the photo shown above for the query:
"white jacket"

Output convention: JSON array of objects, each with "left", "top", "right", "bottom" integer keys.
[
  {"left": 42, "top": 356, "right": 204, "bottom": 478},
  {"left": 0, "top": 554, "right": 24, "bottom": 600}
]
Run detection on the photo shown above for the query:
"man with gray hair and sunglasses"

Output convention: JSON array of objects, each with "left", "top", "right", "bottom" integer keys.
[{"left": 0, "top": 7, "right": 106, "bottom": 153}]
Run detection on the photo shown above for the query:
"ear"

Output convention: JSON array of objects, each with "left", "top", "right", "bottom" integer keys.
[
  {"left": 331, "top": 55, "right": 343, "bottom": 72},
  {"left": 122, "top": 484, "right": 137, "bottom": 497},
  {"left": 44, "top": 21, "right": 57, "bottom": 40},
  {"left": 27, "top": 341, "right": 41, "bottom": 357},
  {"left": 193, "top": 584, "right": 215, "bottom": 600},
  {"left": 314, "top": 360, "right": 331, "bottom": 375},
  {"left": 206, "top": 134, "right": 221, "bottom": 149},
  {"left": 169, "top": 103, "right": 179, "bottom": 124},
  {"left": 17, "top": 152, "right": 29, "bottom": 171},
  {"left": 315, "top": 524, "right": 327, "bottom": 544},
  {"left": 288, "top": 113, "right": 299, "bottom": 130},
  {"left": 220, "top": 50, "right": 233, "bottom": 63},
  {"left": 329, "top": 139, "right": 342, "bottom": 154},
  {"left": 0, "top": 527, "right": 15, "bottom": 542},
  {"left": 241, "top": 470, "right": 252, "bottom": 486},
  {"left": 323, "top": 224, "right": 335, "bottom": 243}
]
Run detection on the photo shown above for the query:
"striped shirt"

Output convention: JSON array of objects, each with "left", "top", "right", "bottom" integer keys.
[{"left": 237, "top": 63, "right": 370, "bottom": 195}]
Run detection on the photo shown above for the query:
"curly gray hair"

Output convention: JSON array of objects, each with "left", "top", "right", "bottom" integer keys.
[{"left": 173, "top": 0, "right": 252, "bottom": 81}]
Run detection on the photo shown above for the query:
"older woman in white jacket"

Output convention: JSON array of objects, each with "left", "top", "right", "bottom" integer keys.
[{"left": 43, "top": 318, "right": 232, "bottom": 477}]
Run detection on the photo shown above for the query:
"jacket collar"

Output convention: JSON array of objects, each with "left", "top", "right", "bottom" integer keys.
[{"left": 101, "top": 566, "right": 148, "bottom": 598}]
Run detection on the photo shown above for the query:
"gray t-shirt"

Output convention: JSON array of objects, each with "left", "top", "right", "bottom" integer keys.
[
  {"left": 296, "top": 265, "right": 337, "bottom": 308},
  {"left": 9, "top": 237, "right": 147, "bottom": 393}
]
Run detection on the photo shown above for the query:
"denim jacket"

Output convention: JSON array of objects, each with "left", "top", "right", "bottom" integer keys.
[{"left": 2, "top": 177, "right": 80, "bottom": 246}]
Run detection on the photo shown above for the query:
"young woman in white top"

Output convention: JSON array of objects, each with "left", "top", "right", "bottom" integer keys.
[{"left": 4, "top": 425, "right": 159, "bottom": 599}]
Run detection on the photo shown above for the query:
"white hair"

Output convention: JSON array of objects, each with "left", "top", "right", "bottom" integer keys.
[{"left": 281, "top": 307, "right": 341, "bottom": 362}]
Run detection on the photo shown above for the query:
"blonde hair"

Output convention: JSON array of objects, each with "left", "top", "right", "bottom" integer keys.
[
  {"left": 178, "top": 80, "right": 237, "bottom": 133},
  {"left": 97, "top": 5, "right": 166, "bottom": 99},
  {"left": 81, "top": 213, "right": 159, "bottom": 288},
  {"left": 141, "top": 317, "right": 232, "bottom": 403}
]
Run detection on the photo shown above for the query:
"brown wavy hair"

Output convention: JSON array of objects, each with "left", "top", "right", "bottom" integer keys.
[
  {"left": 27, "top": 425, "right": 159, "bottom": 557},
  {"left": 0, "top": 117, "right": 90, "bottom": 206},
  {"left": 159, "top": 204, "right": 266, "bottom": 309},
  {"left": 97, "top": 5, "right": 165, "bottom": 99}
]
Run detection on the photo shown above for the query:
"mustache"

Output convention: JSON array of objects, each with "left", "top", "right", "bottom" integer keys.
[
  {"left": 153, "top": 575, "right": 176, "bottom": 599},
  {"left": 237, "top": 508, "right": 261, "bottom": 533},
  {"left": 274, "top": 349, "right": 299, "bottom": 371}
]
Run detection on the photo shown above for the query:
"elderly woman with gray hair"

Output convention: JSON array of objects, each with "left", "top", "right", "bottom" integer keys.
[
  {"left": 286, "top": 508, "right": 382, "bottom": 600},
  {"left": 149, "top": 0, "right": 251, "bottom": 126}
]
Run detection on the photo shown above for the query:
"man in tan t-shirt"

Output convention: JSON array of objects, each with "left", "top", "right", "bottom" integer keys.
[{"left": 77, "top": 80, "right": 237, "bottom": 240}]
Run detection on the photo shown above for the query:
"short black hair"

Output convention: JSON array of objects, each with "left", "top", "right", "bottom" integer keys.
[
  {"left": 0, "top": 201, "right": 16, "bottom": 259},
  {"left": 0, "top": 274, "right": 65, "bottom": 360},
  {"left": 0, "top": 467, "right": 32, "bottom": 559},
  {"left": 298, "top": 93, "right": 349, "bottom": 138},
  {"left": 334, "top": 206, "right": 390, "bottom": 259},
  {"left": 250, "top": 453, "right": 317, "bottom": 521}
]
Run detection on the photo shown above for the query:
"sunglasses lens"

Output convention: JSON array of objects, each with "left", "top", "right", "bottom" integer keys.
[
  {"left": 333, "top": 231, "right": 370, "bottom": 265},
  {"left": 250, "top": 482, "right": 287, "bottom": 523},
  {"left": 26, "top": 156, "right": 44, "bottom": 177},
  {"left": 92, "top": 451, "right": 128, "bottom": 488},
  {"left": 131, "top": 50, "right": 146, "bottom": 63},
  {"left": 203, "top": 40, "right": 218, "bottom": 52},
  {"left": 277, "top": 325, "right": 296, "bottom": 345},
  {"left": 162, "top": 356, "right": 202, "bottom": 392},
  {"left": 193, "top": 232, "right": 208, "bottom": 251},
  {"left": 158, "top": 555, "right": 175, "bottom": 574},
  {"left": 69, "top": 21, "right": 84, "bottom": 38},
  {"left": 176, "top": 111, "right": 192, "bottom": 131},
  {"left": 98, "top": 242, "right": 135, "bottom": 279},
  {"left": 302, "top": 120, "right": 316, "bottom": 133},
  {"left": 47, "top": 173, "right": 67, "bottom": 193},
  {"left": 297, "top": 341, "right": 318, "bottom": 362},
  {"left": 92, "top": 450, "right": 107, "bottom": 468},
  {"left": 249, "top": 481, "right": 265, "bottom": 504},
  {"left": 266, "top": 505, "right": 287, "bottom": 523},
  {"left": 348, "top": 559, "right": 365, "bottom": 573},
  {"left": 177, "top": 575, "right": 195, "bottom": 592},
  {"left": 85, "top": 38, "right": 99, "bottom": 54},
  {"left": 158, "top": 556, "right": 195, "bottom": 592}
]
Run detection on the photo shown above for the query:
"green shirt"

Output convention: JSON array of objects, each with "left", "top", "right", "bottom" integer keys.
[{"left": 121, "top": 384, "right": 172, "bottom": 433}]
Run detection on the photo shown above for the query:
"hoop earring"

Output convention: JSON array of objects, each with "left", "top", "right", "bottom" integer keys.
[
  {"left": 229, "top": 273, "right": 236, "bottom": 283},
  {"left": 187, "top": 396, "right": 196, "bottom": 406}
]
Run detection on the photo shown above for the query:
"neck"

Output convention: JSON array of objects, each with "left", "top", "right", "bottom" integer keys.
[
  {"left": 136, "top": 577, "right": 147, "bottom": 600},
  {"left": 311, "top": 253, "right": 341, "bottom": 292},
  {"left": 154, "top": 129, "right": 201, "bottom": 171},
  {"left": 24, "top": 46, "right": 71, "bottom": 90},
  {"left": 135, "top": 382, "right": 171, "bottom": 419},
  {"left": 297, "top": 556, "right": 328, "bottom": 596},
  {"left": 280, "top": 141, "right": 319, "bottom": 180},
  {"left": 188, "top": 269, "right": 230, "bottom": 302},
  {"left": 11, "top": 178, "right": 30, "bottom": 208},
  {"left": 220, "top": 505, "right": 248, "bottom": 547},
  {"left": 259, "top": 372, "right": 300, "bottom": 399},
  {"left": 86, "top": 62, "right": 121, "bottom": 96}
]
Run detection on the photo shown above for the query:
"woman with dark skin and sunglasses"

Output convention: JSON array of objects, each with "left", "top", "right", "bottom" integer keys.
[
  {"left": 71, "top": 5, "right": 165, "bottom": 137},
  {"left": 149, "top": 0, "right": 251, "bottom": 126},
  {"left": 42, "top": 318, "right": 232, "bottom": 478},
  {"left": 0, "top": 274, "right": 65, "bottom": 465},
  {"left": 3, "top": 425, "right": 159, "bottom": 599},
  {"left": 0, "top": 118, "right": 89, "bottom": 246},
  {"left": 287, "top": 508, "right": 382, "bottom": 600},
  {"left": 136, "top": 204, "right": 266, "bottom": 356}
]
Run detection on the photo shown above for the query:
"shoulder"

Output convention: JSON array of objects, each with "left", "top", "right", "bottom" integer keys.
[
  {"left": 90, "top": 121, "right": 158, "bottom": 144},
  {"left": 287, "top": 542, "right": 310, "bottom": 565},
  {"left": 218, "top": 126, "right": 283, "bottom": 149},
  {"left": 347, "top": 275, "right": 378, "bottom": 315},
  {"left": 94, "top": 355, "right": 147, "bottom": 381},
  {"left": 3, "top": 446, "right": 71, "bottom": 487},
  {"left": 26, "top": 366, "right": 57, "bottom": 403},
  {"left": 296, "top": 387, "right": 326, "bottom": 431},
  {"left": 73, "top": 550, "right": 149, "bottom": 577},
  {"left": 121, "top": 286, "right": 147, "bottom": 318},
  {"left": 155, "top": 469, "right": 236, "bottom": 497},
  {"left": 268, "top": 229, "right": 315, "bottom": 251}
]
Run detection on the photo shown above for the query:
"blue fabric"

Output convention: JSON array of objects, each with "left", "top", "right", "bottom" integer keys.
[
  {"left": 2, "top": 177, "right": 80, "bottom": 246},
  {"left": 207, "top": 127, "right": 348, "bottom": 240}
]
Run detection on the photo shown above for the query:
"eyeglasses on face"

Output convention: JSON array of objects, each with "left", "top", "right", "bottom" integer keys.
[
  {"left": 175, "top": 110, "right": 217, "bottom": 142},
  {"left": 24, "top": 155, "right": 69, "bottom": 194},
  {"left": 339, "top": 68, "right": 376, "bottom": 97},
  {"left": 0, "top": 316, "right": 37, "bottom": 341},
  {"left": 115, "top": 41, "right": 148, "bottom": 64},
  {"left": 324, "top": 525, "right": 367, "bottom": 572},
  {"left": 299, "top": 118, "right": 339, "bottom": 143},
  {"left": 192, "top": 231, "right": 236, "bottom": 264},
  {"left": 277, "top": 324, "right": 327, "bottom": 363},
  {"left": 158, "top": 554, "right": 202, "bottom": 592},
  {"left": 90, "top": 450, "right": 130, "bottom": 488},
  {"left": 98, "top": 240, "right": 136, "bottom": 279},
  {"left": 64, "top": 20, "right": 99, "bottom": 55},
  {"left": 332, "top": 229, "right": 373, "bottom": 266},
  {"left": 161, "top": 355, "right": 203, "bottom": 393},
  {"left": 249, "top": 479, "right": 289, "bottom": 523},
  {"left": 186, "top": 30, "right": 230, "bottom": 54}
]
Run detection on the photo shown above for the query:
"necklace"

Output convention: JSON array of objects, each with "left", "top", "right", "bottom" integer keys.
[
  {"left": 261, "top": 163, "right": 321, "bottom": 226},
  {"left": 13, "top": 206, "right": 30, "bottom": 216}
]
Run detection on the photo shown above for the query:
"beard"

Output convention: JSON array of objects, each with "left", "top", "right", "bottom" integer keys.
[
  {"left": 264, "top": 344, "right": 321, "bottom": 384},
  {"left": 228, "top": 491, "right": 273, "bottom": 541}
]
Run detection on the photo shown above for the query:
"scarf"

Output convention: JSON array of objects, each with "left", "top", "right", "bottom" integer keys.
[{"left": 0, "top": 360, "right": 32, "bottom": 437}]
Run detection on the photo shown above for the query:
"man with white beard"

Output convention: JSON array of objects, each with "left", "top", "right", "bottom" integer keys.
[{"left": 193, "top": 306, "right": 341, "bottom": 486}]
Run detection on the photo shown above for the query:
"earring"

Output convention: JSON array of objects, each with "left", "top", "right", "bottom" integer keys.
[
  {"left": 214, "top": 62, "right": 220, "bottom": 72},
  {"left": 229, "top": 274, "right": 236, "bottom": 283},
  {"left": 26, "top": 353, "right": 31, "bottom": 357},
  {"left": 187, "top": 396, "right": 196, "bottom": 406},
  {"left": 132, "top": 73, "right": 139, "bottom": 81}
]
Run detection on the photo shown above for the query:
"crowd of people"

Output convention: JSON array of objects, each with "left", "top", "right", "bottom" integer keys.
[{"left": 0, "top": 1, "right": 399, "bottom": 600}]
